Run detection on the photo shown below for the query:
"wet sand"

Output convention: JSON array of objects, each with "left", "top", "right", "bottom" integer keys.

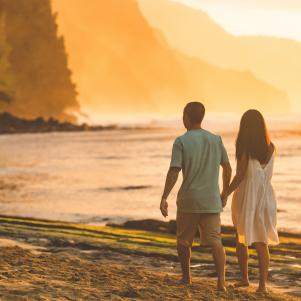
[{"left": 0, "top": 215, "right": 300, "bottom": 300}]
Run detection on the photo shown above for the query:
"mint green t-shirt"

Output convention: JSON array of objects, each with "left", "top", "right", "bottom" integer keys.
[{"left": 170, "top": 129, "right": 229, "bottom": 213}]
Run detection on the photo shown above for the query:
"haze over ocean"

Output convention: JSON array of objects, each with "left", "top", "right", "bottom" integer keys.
[{"left": 0, "top": 127, "right": 300, "bottom": 233}]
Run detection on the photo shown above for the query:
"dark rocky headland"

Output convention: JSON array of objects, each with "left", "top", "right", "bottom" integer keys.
[{"left": 0, "top": 112, "right": 117, "bottom": 134}]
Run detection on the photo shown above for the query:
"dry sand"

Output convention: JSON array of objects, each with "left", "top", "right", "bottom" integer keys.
[
  {"left": 0, "top": 243, "right": 298, "bottom": 301},
  {"left": 0, "top": 216, "right": 299, "bottom": 300}
]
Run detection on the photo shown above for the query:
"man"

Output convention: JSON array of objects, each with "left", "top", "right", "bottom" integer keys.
[{"left": 160, "top": 102, "right": 232, "bottom": 291}]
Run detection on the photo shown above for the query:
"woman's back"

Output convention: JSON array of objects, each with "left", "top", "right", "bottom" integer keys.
[
  {"left": 247, "top": 144, "right": 275, "bottom": 179},
  {"left": 232, "top": 144, "right": 279, "bottom": 246}
]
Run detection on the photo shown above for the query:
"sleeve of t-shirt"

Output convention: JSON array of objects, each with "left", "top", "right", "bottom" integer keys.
[
  {"left": 170, "top": 137, "right": 183, "bottom": 168},
  {"left": 219, "top": 136, "right": 229, "bottom": 164}
]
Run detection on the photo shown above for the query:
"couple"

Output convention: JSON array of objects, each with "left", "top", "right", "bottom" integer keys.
[{"left": 160, "top": 102, "right": 279, "bottom": 293}]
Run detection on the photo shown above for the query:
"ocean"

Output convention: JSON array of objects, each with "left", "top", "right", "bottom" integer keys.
[{"left": 0, "top": 127, "right": 300, "bottom": 233}]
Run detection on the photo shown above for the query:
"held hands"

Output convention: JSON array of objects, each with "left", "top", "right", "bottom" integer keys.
[
  {"left": 160, "top": 198, "right": 168, "bottom": 217},
  {"left": 221, "top": 191, "right": 228, "bottom": 208}
]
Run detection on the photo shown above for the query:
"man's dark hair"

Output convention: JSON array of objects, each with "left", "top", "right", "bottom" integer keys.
[{"left": 184, "top": 102, "right": 205, "bottom": 124}]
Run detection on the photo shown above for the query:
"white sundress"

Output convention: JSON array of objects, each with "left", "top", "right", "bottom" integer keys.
[{"left": 231, "top": 151, "right": 279, "bottom": 246}]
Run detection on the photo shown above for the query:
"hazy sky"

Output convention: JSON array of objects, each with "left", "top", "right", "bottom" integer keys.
[{"left": 175, "top": 0, "right": 301, "bottom": 42}]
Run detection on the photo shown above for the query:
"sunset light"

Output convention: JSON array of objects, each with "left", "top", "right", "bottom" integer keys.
[{"left": 0, "top": 1, "right": 300, "bottom": 299}]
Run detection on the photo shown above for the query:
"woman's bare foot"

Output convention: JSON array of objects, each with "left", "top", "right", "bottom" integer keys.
[
  {"left": 234, "top": 280, "right": 250, "bottom": 288},
  {"left": 256, "top": 286, "right": 268, "bottom": 294}
]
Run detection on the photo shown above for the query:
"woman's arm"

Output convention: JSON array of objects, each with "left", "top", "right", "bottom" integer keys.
[
  {"left": 223, "top": 153, "right": 249, "bottom": 198},
  {"left": 220, "top": 161, "right": 232, "bottom": 207}
]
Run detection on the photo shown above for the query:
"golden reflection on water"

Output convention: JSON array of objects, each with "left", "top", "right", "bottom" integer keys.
[{"left": 0, "top": 129, "right": 300, "bottom": 232}]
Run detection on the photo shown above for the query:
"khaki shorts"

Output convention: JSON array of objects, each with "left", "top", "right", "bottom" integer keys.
[{"left": 176, "top": 211, "right": 222, "bottom": 247}]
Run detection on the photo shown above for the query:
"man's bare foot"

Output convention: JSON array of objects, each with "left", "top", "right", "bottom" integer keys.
[
  {"left": 234, "top": 280, "right": 250, "bottom": 288},
  {"left": 217, "top": 281, "right": 227, "bottom": 292},
  {"left": 217, "top": 285, "right": 227, "bottom": 292}
]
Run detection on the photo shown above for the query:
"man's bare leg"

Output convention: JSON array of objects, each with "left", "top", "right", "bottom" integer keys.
[
  {"left": 177, "top": 243, "right": 192, "bottom": 284},
  {"left": 212, "top": 243, "right": 227, "bottom": 291}
]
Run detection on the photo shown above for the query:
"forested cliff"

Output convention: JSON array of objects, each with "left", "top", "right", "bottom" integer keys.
[{"left": 0, "top": 0, "right": 78, "bottom": 121}]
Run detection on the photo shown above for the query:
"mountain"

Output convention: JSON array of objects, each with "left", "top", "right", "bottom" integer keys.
[
  {"left": 0, "top": 0, "right": 79, "bottom": 121},
  {"left": 51, "top": 0, "right": 289, "bottom": 115},
  {"left": 138, "top": 0, "right": 299, "bottom": 112},
  {"left": 52, "top": 0, "right": 188, "bottom": 113},
  {"left": 175, "top": 51, "right": 288, "bottom": 113}
]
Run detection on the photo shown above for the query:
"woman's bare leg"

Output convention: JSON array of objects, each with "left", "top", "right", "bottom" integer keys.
[
  {"left": 254, "top": 242, "right": 270, "bottom": 292},
  {"left": 235, "top": 235, "right": 249, "bottom": 286}
]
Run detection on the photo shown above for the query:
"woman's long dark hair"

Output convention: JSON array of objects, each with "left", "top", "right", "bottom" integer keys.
[{"left": 236, "top": 109, "right": 271, "bottom": 164}]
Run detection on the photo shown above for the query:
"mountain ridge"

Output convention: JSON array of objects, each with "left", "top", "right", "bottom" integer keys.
[
  {"left": 51, "top": 0, "right": 290, "bottom": 115},
  {"left": 138, "top": 0, "right": 299, "bottom": 112}
]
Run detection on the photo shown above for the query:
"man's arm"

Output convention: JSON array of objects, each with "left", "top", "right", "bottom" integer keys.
[
  {"left": 220, "top": 161, "right": 232, "bottom": 207},
  {"left": 160, "top": 167, "right": 181, "bottom": 217}
]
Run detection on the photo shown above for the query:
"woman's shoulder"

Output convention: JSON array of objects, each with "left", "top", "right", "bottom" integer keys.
[
  {"left": 269, "top": 142, "right": 276, "bottom": 158},
  {"left": 258, "top": 143, "right": 275, "bottom": 168}
]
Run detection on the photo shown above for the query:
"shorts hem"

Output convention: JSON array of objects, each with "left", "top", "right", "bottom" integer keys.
[{"left": 177, "top": 209, "right": 222, "bottom": 214}]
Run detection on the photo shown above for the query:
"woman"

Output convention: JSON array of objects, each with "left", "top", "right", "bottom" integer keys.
[{"left": 222, "top": 109, "right": 279, "bottom": 293}]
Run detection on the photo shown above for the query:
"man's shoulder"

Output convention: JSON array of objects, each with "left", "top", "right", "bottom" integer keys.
[
  {"left": 194, "top": 129, "right": 222, "bottom": 143},
  {"left": 202, "top": 129, "right": 220, "bottom": 139},
  {"left": 174, "top": 130, "right": 222, "bottom": 144},
  {"left": 173, "top": 132, "right": 188, "bottom": 143}
]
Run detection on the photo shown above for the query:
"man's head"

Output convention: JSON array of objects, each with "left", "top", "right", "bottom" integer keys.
[{"left": 183, "top": 102, "right": 205, "bottom": 129}]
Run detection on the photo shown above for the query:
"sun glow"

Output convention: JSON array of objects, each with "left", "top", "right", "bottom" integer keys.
[
  {"left": 51, "top": 0, "right": 301, "bottom": 118},
  {"left": 176, "top": 0, "right": 301, "bottom": 42}
]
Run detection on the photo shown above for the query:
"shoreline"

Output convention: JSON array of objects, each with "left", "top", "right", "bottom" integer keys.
[
  {"left": 1, "top": 213, "right": 301, "bottom": 236},
  {"left": 0, "top": 112, "right": 161, "bottom": 135},
  {"left": 107, "top": 218, "right": 301, "bottom": 238},
  {"left": 0, "top": 112, "right": 301, "bottom": 136},
  {"left": 0, "top": 214, "right": 300, "bottom": 300}
]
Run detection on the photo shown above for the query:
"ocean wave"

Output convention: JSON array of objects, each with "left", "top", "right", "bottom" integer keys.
[
  {"left": 100, "top": 185, "right": 152, "bottom": 192},
  {"left": 96, "top": 156, "right": 128, "bottom": 160}
]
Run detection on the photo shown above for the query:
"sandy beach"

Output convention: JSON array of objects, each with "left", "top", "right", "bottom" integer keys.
[
  {"left": 0, "top": 245, "right": 297, "bottom": 301},
  {"left": 0, "top": 215, "right": 300, "bottom": 300}
]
